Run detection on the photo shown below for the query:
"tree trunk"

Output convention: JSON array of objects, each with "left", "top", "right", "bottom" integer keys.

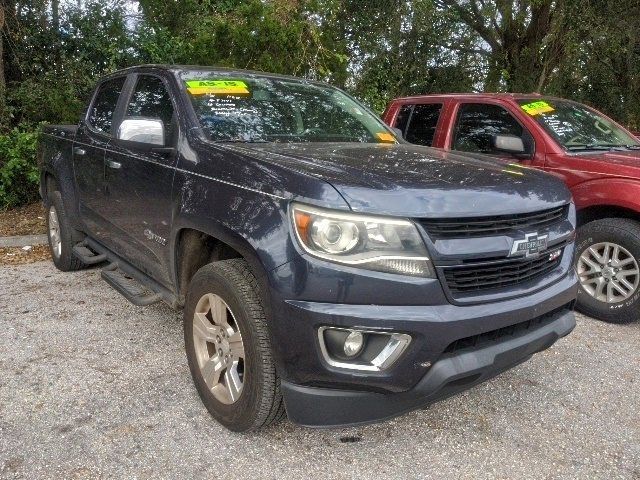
[
  {"left": 0, "top": 1, "right": 6, "bottom": 125},
  {"left": 51, "top": 0, "right": 59, "bottom": 32}
]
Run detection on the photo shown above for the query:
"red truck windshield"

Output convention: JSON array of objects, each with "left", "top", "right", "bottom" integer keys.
[
  {"left": 517, "top": 99, "right": 640, "bottom": 151},
  {"left": 181, "top": 72, "right": 397, "bottom": 144}
]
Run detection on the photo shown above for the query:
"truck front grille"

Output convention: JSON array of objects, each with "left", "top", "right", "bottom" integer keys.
[
  {"left": 442, "top": 247, "right": 563, "bottom": 293},
  {"left": 420, "top": 205, "right": 568, "bottom": 239}
]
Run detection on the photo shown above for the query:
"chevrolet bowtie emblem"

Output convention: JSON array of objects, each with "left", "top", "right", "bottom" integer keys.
[{"left": 510, "top": 232, "right": 548, "bottom": 258}]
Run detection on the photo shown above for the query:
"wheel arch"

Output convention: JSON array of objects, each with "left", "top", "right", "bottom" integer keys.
[
  {"left": 573, "top": 179, "right": 640, "bottom": 227},
  {"left": 171, "top": 220, "right": 271, "bottom": 306}
]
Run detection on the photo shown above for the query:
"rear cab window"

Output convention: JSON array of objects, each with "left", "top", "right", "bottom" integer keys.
[
  {"left": 87, "top": 77, "right": 126, "bottom": 135},
  {"left": 393, "top": 103, "right": 443, "bottom": 146}
]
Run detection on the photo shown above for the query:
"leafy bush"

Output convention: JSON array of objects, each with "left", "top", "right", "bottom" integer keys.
[{"left": 0, "top": 129, "right": 40, "bottom": 210}]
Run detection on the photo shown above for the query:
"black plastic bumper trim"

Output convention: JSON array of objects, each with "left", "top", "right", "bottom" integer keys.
[{"left": 281, "top": 308, "right": 576, "bottom": 428}]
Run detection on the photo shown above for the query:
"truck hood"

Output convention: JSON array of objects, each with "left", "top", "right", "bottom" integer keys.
[
  {"left": 569, "top": 149, "right": 640, "bottom": 172},
  {"left": 229, "top": 143, "right": 571, "bottom": 217}
]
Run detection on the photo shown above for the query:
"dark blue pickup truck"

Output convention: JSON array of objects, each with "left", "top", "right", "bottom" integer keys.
[{"left": 38, "top": 65, "right": 577, "bottom": 431}]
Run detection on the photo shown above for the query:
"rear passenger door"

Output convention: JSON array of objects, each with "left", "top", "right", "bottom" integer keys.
[
  {"left": 102, "top": 73, "right": 179, "bottom": 286},
  {"left": 74, "top": 76, "right": 126, "bottom": 239},
  {"left": 393, "top": 103, "right": 444, "bottom": 147}
]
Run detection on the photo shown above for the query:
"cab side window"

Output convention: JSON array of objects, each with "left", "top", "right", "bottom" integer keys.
[
  {"left": 87, "top": 77, "right": 126, "bottom": 134},
  {"left": 453, "top": 103, "right": 533, "bottom": 155},
  {"left": 393, "top": 105, "right": 412, "bottom": 137},
  {"left": 126, "top": 75, "right": 176, "bottom": 142},
  {"left": 403, "top": 103, "right": 442, "bottom": 146}
]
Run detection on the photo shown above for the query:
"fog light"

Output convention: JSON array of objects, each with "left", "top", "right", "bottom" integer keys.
[{"left": 343, "top": 330, "right": 364, "bottom": 357}]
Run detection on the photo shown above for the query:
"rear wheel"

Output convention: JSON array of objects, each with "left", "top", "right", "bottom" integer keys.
[
  {"left": 183, "top": 259, "right": 285, "bottom": 431},
  {"left": 576, "top": 218, "right": 640, "bottom": 323},
  {"left": 46, "top": 190, "right": 85, "bottom": 272}
]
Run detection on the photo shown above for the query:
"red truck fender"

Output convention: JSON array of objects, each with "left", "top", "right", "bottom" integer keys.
[{"left": 571, "top": 178, "right": 640, "bottom": 214}]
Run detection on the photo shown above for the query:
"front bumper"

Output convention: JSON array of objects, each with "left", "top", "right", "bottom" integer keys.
[
  {"left": 267, "top": 255, "right": 577, "bottom": 427},
  {"left": 282, "top": 307, "right": 575, "bottom": 427}
]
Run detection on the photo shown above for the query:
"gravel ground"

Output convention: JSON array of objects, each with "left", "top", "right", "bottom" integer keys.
[{"left": 1, "top": 262, "right": 639, "bottom": 479}]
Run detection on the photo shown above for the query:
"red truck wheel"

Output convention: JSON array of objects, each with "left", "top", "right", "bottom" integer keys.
[{"left": 576, "top": 218, "right": 640, "bottom": 323}]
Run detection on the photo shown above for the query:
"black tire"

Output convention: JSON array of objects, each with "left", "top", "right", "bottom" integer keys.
[
  {"left": 183, "top": 259, "right": 285, "bottom": 431},
  {"left": 46, "top": 190, "right": 85, "bottom": 272},
  {"left": 575, "top": 218, "right": 640, "bottom": 324}
]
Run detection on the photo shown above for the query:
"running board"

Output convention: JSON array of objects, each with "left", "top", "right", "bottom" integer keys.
[
  {"left": 72, "top": 243, "right": 107, "bottom": 265},
  {"left": 101, "top": 264, "right": 163, "bottom": 306},
  {"left": 80, "top": 237, "right": 179, "bottom": 308}
]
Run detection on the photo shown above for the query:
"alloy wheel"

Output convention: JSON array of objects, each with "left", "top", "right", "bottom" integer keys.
[
  {"left": 192, "top": 293, "right": 245, "bottom": 404},
  {"left": 48, "top": 205, "right": 62, "bottom": 259},
  {"left": 577, "top": 242, "right": 640, "bottom": 303}
]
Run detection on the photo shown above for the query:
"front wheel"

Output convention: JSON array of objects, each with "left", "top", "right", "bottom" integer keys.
[
  {"left": 46, "top": 190, "right": 85, "bottom": 272},
  {"left": 576, "top": 218, "right": 640, "bottom": 324},
  {"left": 183, "top": 259, "right": 285, "bottom": 431}
]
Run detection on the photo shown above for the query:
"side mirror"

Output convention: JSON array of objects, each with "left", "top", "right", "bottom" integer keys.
[
  {"left": 117, "top": 118, "right": 165, "bottom": 146},
  {"left": 492, "top": 134, "right": 525, "bottom": 154}
]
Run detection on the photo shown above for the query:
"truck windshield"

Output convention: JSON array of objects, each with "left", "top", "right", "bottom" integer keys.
[
  {"left": 516, "top": 99, "right": 640, "bottom": 151},
  {"left": 181, "top": 72, "right": 397, "bottom": 144}
]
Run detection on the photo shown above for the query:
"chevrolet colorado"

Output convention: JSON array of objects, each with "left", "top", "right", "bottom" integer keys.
[
  {"left": 384, "top": 94, "right": 640, "bottom": 323},
  {"left": 39, "top": 66, "right": 577, "bottom": 431}
]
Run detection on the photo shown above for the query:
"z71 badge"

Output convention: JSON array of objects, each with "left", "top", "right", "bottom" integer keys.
[{"left": 510, "top": 232, "right": 548, "bottom": 258}]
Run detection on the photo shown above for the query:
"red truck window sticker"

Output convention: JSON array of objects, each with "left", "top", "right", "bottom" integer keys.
[
  {"left": 186, "top": 80, "right": 250, "bottom": 96},
  {"left": 521, "top": 101, "right": 555, "bottom": 116}
]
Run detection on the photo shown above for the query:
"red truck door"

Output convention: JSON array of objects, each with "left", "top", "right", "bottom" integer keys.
[
  {"left": 441, "top": 100, "right": 547, "bottom": 168},
  {"left": 389, "top": 101, "right": 449, "bottom": 148}
]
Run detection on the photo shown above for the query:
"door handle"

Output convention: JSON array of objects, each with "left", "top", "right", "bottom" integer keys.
[
  {"left": 106, "top": 159, "right": 122, "bottom": 170},
  {"left": 74, "top": 147, "right": 86, "bottom": 156}
]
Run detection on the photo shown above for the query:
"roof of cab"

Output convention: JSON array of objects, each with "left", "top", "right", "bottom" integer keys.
[
  {"left": 108, "top": 64, "right": 321, "bottom": 84},
  {"left": 390, "top": 92, "right": 571, "bottom": 103}
]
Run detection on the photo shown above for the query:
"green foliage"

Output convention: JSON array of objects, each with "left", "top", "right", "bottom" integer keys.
[
  {"left": 0, "top": 129, "right": 40, "bottom": 209},
  {"left": 2, "top": 0, "right": 640, "bottom": 208}
]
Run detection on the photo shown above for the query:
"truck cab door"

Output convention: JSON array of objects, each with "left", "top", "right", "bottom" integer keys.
[
  {"left": 390, "top": 102, "right": 446, "bottom": 148},
  {"left": 447, "top": 102, "right": 542, "bottom": 167},
  {"left": 101, "top": 73, "right": 179, "bottom": 286},
  {"left": 73, "top": 76, "right": 127, "bottom": 240}
]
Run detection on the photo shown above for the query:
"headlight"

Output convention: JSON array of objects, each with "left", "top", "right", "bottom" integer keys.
[{"left": 291, "top": 203, "right": 435, "bottom": 277}]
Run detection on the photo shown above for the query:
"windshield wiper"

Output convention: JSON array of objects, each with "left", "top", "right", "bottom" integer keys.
[
  {"left": 566, "top": 144, "right": 615, "bottom": 151},
  {"left": 210, "top": 138, "right": 269, "bottom": 144}
]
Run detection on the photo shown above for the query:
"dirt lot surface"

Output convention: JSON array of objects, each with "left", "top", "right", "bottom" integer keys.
[
  {"left": 1, "top": 261, "right": 639, "bottom": 479},
  {"left": 0, "top": 203, "right": 46, "bottom": 237},
  {"left": 0, "top": 245, "right": 50, "bottom": 265}
]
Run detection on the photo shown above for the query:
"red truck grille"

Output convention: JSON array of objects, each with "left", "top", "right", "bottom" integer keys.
[
  {"left": 442, "top": 247, "right": 563, "bottom": 293},
  {"left": 420, "top": 205, "right": 568, "bottom": 239}
]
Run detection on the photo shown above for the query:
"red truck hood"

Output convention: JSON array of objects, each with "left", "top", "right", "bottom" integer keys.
[{"left": 559, "top": 150, "right": 640, "bottom": 178}]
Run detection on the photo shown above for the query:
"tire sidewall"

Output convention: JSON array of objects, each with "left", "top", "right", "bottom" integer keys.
[
  {"left": 183, "top": 264, "right": 264, "bottom": 431},
  {"left": 46, "top": 191, "right": 77, "bottom": 271},
  {"left": 576, "top": 222, "right": 640, "bottom": 322}
]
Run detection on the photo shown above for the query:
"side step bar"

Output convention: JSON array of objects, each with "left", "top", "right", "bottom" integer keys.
[
  {"left": 101, "top": 264, "right": 164, "bottom": 306},
  {"left": 72, "top": 243, "right": 107, "bottom": 265},
  {"left": 77, "top": 238, "right": 178, "bottom": 308}
]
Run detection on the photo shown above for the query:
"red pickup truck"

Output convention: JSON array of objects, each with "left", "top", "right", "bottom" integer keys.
[{"left": 383, "top": 94, "right": 640, "bottom": 324}]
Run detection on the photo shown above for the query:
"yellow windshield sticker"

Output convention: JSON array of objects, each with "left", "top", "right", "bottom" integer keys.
[
  {"left": 376, "top": 132, "right": 396, "bottom": 143},
  {"left": 521, "top": 101, "right": 555, "bottom": 116},
  {"left": 185, "top": 80, "right": 250, "bottom": 96}
]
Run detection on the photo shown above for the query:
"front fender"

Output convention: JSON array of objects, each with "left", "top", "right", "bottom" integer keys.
[
  {"left": 572, "top": 178, "right": 640, "bottom": 212},
  {"left": 169, "top": 169, "right": 301, "bottom": 294}
]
